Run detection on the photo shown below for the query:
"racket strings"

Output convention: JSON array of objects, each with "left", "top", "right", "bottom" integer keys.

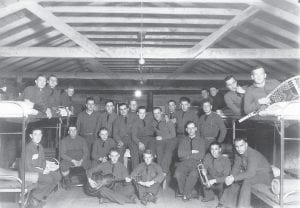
[{"left": 270, "top": 78, "right": 300, "bottom": 103}]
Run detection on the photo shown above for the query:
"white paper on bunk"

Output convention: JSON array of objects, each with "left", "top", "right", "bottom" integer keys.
[
  {"left": 259, "top": 100, "right": 300, "bottom": 119},
  {"left": 0, "top": 101, "right": 38, "bottom": 117}
]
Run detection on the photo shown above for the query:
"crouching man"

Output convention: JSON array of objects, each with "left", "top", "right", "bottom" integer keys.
[
  {"left": 25, "top": 128, "right": 61, "bottom": 208},
  {"left": 130, "top": 149, "right": 165, "bottom": 205},
  {"left": 219, "top": 138, "right": 273, "bottom": 208},
  {"left": 60, "top": 125, "right": 91, "bottom": 189},
  {"left": 86, "top": 148, "right": 136, "bottom": 204}
]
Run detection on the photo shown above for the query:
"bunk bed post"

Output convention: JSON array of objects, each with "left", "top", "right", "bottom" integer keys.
[
  {"left": 280, "top": 118, "right": 284, "bottom": 208},
  {"left": 232, "top": 119, "right": 236, "bottom": 142},
  {"left": 20, "top": 117, "right": 26, "bottom": 208}
]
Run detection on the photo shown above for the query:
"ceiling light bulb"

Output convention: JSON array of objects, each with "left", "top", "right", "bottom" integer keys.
[
  {"left": 134, "top": 90, "right": 142, "bottom": 98},
  {"left": 139, "top": 57, "right": 145, "bottom": 65}
]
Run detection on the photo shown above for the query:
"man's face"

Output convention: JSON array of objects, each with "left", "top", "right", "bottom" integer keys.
[
  {"left": 168, "top": 102, "right": 176, "bottom": 113},
  {"left": 48, "top": 77, "right": 58, "bottom": 89},
  {"left": 203, "top": 102, "right": 212, "bottom": 114},
  {"left": 251, "top": 67, "right": 266, "bottom": 85},
  {"left": 119, "top": 105, "right": 128, "bottom": 116},
  {"left": 109, "top": 151, "right": 120, "bottom": 164},
  {"left": 210, "top": 144, "right": 221, "bottom": 159},
  {"left": 235, "top": 140, "right": 248, "bottom": 155},
  {"left": 99, "top": 130, "right": 108, "bottom": 141},
  {"left": 86, "top": 100, "right": 95, "bottom": 111},
  {"left": 143, "top": 153, "right": 153, "bottom": 165},
  {"left": 66, "top": 88, "right": 74, "bottom": 97},
  {"left": 180, "top": 101, "right": 190, "bottom": 112},
  {"left": 186, "top": 123, "right": 197, "bottom": 137},
  {"left": 201, "top": 90, "right": 209, "bottom": 98},
  {"left": 210, "top": 87, "right": 218, "bottom": 96},
  {"left": 225, "top": 78, "right": 238, "bottom": 92},
  {"left": 138, "top": 109, "right": 146, "bottom": 120},
  {"left": 129, "top": 101, "right": 137, "bottom": 112},
  {"left": 68, "top": 127, "right": 77, "bottom": 138},
  {"left": 30, "top": 130, "right": 42, "bottom": 144},
  {"left": 35, "top": 76, "right": 46, "bottom": 89},
  {"left": 153, "top": 109, "right": 162, "bottom": 121},
  {"left": 105, "top": 102, "right": 114, "bottom": 114}
]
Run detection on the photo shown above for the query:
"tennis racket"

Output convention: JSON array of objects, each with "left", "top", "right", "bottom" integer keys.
[{"left": 239, "top": 75, "right": 300, "bottom": 123}]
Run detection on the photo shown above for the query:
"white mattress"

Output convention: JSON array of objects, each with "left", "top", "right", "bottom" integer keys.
[
  {"left": 0, "top": 101, "right": 38, "bottom": 118},
  {"left": 259, "top": 100, "right": 300, "bottom": 120}
]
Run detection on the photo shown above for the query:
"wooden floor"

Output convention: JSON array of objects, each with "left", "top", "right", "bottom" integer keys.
[{"left": 44, "top": 186, "right": 219, "bottom": 208}]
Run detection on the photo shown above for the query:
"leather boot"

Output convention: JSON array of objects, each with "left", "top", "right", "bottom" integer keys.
[{"left": 62, "top": 175, "right": 71, "bottom": 190}]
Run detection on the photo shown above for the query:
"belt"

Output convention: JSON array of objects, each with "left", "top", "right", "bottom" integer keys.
[
  {"left": 205, "top": 137, "right": 215, "bottom": 140},
  {"left": 82, "top": 133, "right": 95, "bottom": 135}
]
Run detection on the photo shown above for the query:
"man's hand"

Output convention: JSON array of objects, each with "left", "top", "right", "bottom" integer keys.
[
  {"left": 138, "top": 142, "right": 145, "bottom": 151},
  {"left": 45, "top": 108, "right": 52, "bottom": 119},
  {"left": 88, "top": 178, "right": 97, "bottom": 188},
  {"left": 258, "top": 97, "right": 271, "bottom": 105},
  {"left": 208, "top": 179, "right": 217, "bottom": 187},
  {"left": 156, "top": 136, "right": 162, "bottom": 141},
  {"left": 225, "top": 175, "right": 234, "bottom": 186},
  {"left": 117, "top": 141, "right": 124, "bottom": 148},
  {"left": 236, "top": 86, "right": 246, "bottom": 94},
  {"left": 191, "top": 150, "right": 199, "bottom": 154},
  {"left": 43, "top": 168, "right": 50, "bottom": 175},
  {"left": 139, "top": 181, "right": 154, "bottom": 187},
  {"left": 125, "top": 177, "right": 132, "bottom": 183},
  {"left": 71, "top": 159, "right": 81, "bottom": 167},
  {"left": 170, "top": 118, "right": 177, "bottom": 124}
]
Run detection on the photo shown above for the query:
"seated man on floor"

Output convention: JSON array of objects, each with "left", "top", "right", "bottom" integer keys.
[
  {"left": 25, "top": 128, "right": 61, "bottom": 208},
  {"left": 60, "top": 125, "right": 91, "bottom": 189},
  {"left": 202, "top": 142, "right": 231, "bottom": 206},
  {"left": 174, "top": 121, "right": 206, "bottom": 201},
  {"left": 130, "top": 149, "right": 165, "bottom": 206},
  {"left": 86, "top": 148, "right": 136, "bottom": 205},
  {"left": 91, "top": 127, "right": 116, "bottom": 167},
  {"left": 219, "top": 137, "right": 273, "bottom": 208}
]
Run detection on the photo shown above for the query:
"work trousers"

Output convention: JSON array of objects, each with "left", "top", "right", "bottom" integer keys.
[
  {"left": 155, "top": 138, "right": 177, "bottom": 174},
  {"left": 118, "top": 135, "right": 139, "bottom": 170},
  {"left": 136, "top": 183, "right": 161, "bottom": 200}
]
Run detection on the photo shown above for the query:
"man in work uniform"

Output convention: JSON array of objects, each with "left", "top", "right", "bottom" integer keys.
[
  {"left": 132, "top": 106, "right": 155, "bottom": 161},
  {"left": 130, "top": 149, "right": 165, "bottom": 205},
  {"left": 219, "top": 137, "right": 273, "bottom": 208},
  {"left": 98, "top": 100, "right": 117, "bottom": 138},
  {"left": 23, "top": 74, "right": 52, "bottom": 118},
  {"left": 113, "top": 103, "right": 138, "bottom": 168},
  {"left": 199, "top": 99, "right": 227, "bottom": 150},
  {"left": 60, "top": 125, "right": 90, "bottom": 189},
  {"left": 76, "top": 97, "right": 101, "bottom": 156},
  {"left": 152, "top": 107, "right": 176, "bottom": 177},
  {"left": 165, "top": 100, "right": 178, "bottom": 126},
  {"left": 202, "top": 142, "right": 231, "bottom": 205},
  {"left": 174, "top": 121, "right": 205, "bottom": 201},
  {"left": 46, "top": 75, "right": 61, "bottom": 112},
  {"left": 87, "top": 148, "right": 136, "bottom": 204}
]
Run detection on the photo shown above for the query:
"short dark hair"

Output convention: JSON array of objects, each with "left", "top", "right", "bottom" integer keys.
[
  {"left": 68, "top": 124, "right": 77, "bottom": 130},
  {"left": 99, "top": 127, "right": 108, "bottom": 133},
  {"left": 185, "top": 121, "right": 196, "bottom": 128},
  {"left": 143, "top": 149, "right": 153, "bottom": 157},
  {"left": 137, "top": 106, "right": 146, "bottom": 112},
  {"left": 168, "top": 100, "right": 176, "bottom": 105},
  {"left": 180, "top": 97, "right": 190, "bottom": 103},
  {"left": 153, "top": 107, "right": 162, "bottom": 112},
  {"left": 67, "top": 85, "right": 74, "bottom": 89},
  {"left": 35, "top": 74, "right": 46, "bottom": 81},
  {"left": 251, "top": 65, "right": 265, "bottom": 75},
  {"left": 119, "top": 103, "right": 128, "bottom": 109},
  {"left": 109, "top": 148, "right": 119, "bottom": 155},
  {"left": 30, "top": 127, "right": 43, "bottom": 134},
  {"left": 105, "top": 100, "right": 114, "bottom": 106},
  {"left": 202, "top": 99, "right": 212, "bottom": 105},
  {"left": 209, "top": 141, "right": 222, "bottom": 149},
  {"left": 224, "top": 75, "right": 235, "bottom": 82},
  {"left": 86, "top": 97, "right": 95, "bottom": 104},
  {"left": 201, "top": 88, "right": 208, "bottom": 92},
  {"left": 48, "top": 74, "right": 57, "bottom": 80},
  {"left": 234, "top": 137, "right": 248, "bottom": 143}
]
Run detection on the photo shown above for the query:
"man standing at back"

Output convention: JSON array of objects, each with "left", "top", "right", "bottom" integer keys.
[
  {"left": 77, "top": 97, "right": 101, "bottom": 156},
  {"left": 98, "top": 100, "right": 117, "bottom": 138}
]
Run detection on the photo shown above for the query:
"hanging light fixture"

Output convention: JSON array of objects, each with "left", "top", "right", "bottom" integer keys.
[{"left": 139, "top": 0, "right": 145, "bottom": 66}]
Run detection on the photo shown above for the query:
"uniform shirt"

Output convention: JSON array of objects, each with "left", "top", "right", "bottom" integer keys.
[
  {"left": 175, "top": 109, "right": 199, "bottom": 135},
  {"left": 203, "top": 153, "right": 231, "bottom": 183},
  {"left": 132, "top": 116, "right": 154, "bottom": 144},
  {"left": 178, "top": 135, "right": 206, "bottom": 161},
  {"left": 98, "top": 112, "right": 117, "bottom": 137},
  {"left": 46, "top": 86, "right": 61, "bottom": 108},
  {"left": 60, "top": 135, "right": 89, "bottom": 161},
  {"left": 77, "top": 110, "right": 101, "bottom": 136},
  {"left": 152, "top": 118, "right": 176, "bottom": 140},
  {"left": 60, "top": 92, "right": 74, "bottom": 109},
  {"left": 23, "top": 85, "right": 50, "bottom": 112},
  {"left": 25, "top": 141, "right": 46, "bottom": 173},
  {"left": 199, "top": 112, "right": 227, "bottom": 143},
  {"left": 131, "top": 162, "right": 164, "bottom": 183},
  {"left": 231, "top": 146, "right": 272, "bottom": 181},
  {"left": 224, "top": 87, "right": 247, "bottom": 116},
  {"left": 113, "top": 113, "right": 137, "bottom": 142},
  {"left": 92, "top": 138, "right": 116, "bottom": 161},
  {"left": 211, "top": 93, "right": 226, "bottom": 111},
  {"left": 244, "top": 79, "right": 280, "bottom": 114},
  {"left": 88, "top": 161, "right": 129, "bottom": 180}
]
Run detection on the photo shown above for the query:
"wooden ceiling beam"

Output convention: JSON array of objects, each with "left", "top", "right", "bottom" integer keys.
[
  {"left": 1, "top": 47, "right": 299, "bottom": 59},
  {"left": 23, "top": 0, "right": 259, "bottom": 3},
  {"left": 0, "top": 72, "right": 284, "bottom": 81},
  {"left": 0, "top": 2, "right": 25, "bottom": 19},
  {"left": 174, "top": 6, "right": 259, "bottom": 73}
]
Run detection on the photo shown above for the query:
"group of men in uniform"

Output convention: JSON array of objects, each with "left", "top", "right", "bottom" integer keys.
[{"left": 23, "top": 65, "right": 278, "bottom": 208}]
